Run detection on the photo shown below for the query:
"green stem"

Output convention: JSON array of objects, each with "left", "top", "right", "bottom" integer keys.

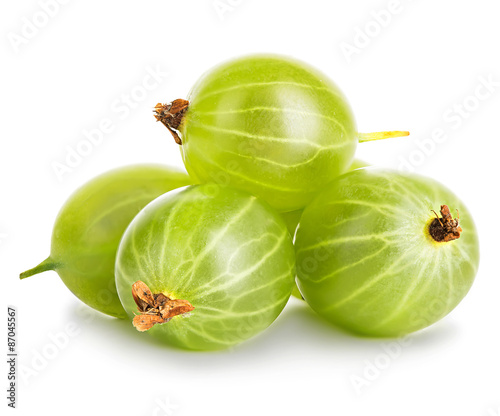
[
  {"left": 20, "top": 257, "right": 59, "bottom": 279},
  {"left": 358, "top": 131, "right": 410, "bottom": 143}
]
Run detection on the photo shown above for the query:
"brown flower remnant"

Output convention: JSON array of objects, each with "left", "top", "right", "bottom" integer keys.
[
  {"left": 429, "top": 205, "right": 463, "bottom": 242},
  {"left": 153, "top": 99, "right": 189, "bottom": 145},
  {"left": 131, "top": 281, "right": 194, "bottom": 332}
]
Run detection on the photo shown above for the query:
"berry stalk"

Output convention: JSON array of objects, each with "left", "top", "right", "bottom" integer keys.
[
  {"left": 358, "top": 131, "right": 410, "bottom": 143},
  {"left": 20, "top": 257, "right": 59, "bottom": 279}
]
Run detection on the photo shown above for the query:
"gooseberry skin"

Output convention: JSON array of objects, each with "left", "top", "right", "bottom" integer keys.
[
  {"left": 282, "top": 159, "right": 369, "bottom": 240},
  {"left": 179, "top": 54, "right": 357, "bottom": 212},
  {"left": 21, "top": 165, "right": 193, "bottom": 318},
  {"left": 295, "top": 168, "right": 480, "bottom": 337},
  {"left": 282, "top": 159, "right": 369, "bottom": 300},
  {"left": 281, "top": 209, "right": 304, "bottom": 239},
  {"left": 115, "top": 184, "right": 295, "bottom": 351}
]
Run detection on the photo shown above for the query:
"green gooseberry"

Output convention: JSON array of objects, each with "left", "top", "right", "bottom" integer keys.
[
  {"left": 20, "top": 165, "right": 193, "bottom": 318},
  {"left": 281, "top": 209, "right": 304, "bottom": 241},
  {"left": 154, "top": 54, "right": 408, "bottom": 212},
  {"left": 115, "top": 184, "right": 295, "bottom": 350},
  {"left": 295, "top": 168, "right": 480, "bottom": 336},
  {"left": 282, "top": 159, "right": 369, "bottom": 300}
]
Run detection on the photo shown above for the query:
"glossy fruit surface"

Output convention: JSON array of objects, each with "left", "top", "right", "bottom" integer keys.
[
  {"left": 283, "top": 159, "right": 368, "bottom": 300},
  {"left": 281, "top": 209, "right": 304, "bottom": 240},
  {"left": 115, "top": 184, "right": 296, "bottom": 350},
  {"left": 177, "top": 55, "right": 358, "bottom": 212},
  {"left": 282, "top": 159, "right": 369, "bottom": 240},
  {"left": 295, "top": 168, "right": 480, "bottom": 336},
  {"left": 20, "top": 165, "right": 192, "bottom": 318}
]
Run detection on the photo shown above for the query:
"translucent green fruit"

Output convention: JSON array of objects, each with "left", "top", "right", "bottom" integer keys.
[
  {"left": 115, "top": 184, "right": 296, "bottom": 350},
  {"left": 295, "top": 168, "right": 480, "bottom": 337},
  {"left": 20, "top": 165, "right": 193, "bottom": 318},
  {"left": 282, "top": 159, "right": 369, "bottom": 239},
  {"left": 282, "top": 159, "right": 369, "bottom": 300},
  {"left": 154, "top": 55, "right": 407, "bottom": 212},
  {"left": 281, "top": 209, "right": 304, "bottom": 240}
]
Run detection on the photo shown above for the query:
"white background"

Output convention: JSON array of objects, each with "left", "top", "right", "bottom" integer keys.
[{"left": 2, "top": 0, "right": 499, "bottom": 415}]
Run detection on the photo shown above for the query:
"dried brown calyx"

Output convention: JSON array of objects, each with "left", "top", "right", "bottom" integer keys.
[
  {"left": 131, "top": 281, "right": 194, "bottom": 332},
  {"left": 428, "top": 205, "right": 462, "bottom": 242},
  {"left": 153, "top": 99, "right": 189, "bottom": 145}
]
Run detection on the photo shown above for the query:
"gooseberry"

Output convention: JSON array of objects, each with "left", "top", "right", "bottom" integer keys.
[
  {"left": 20, "top": 165, "right": 193, "bottom": 318},
  {"left": 281, "top": 209, "right": 303, "bottom": 240},
  {"left": 282, "top": 159, "right": 369, "bottom": 300},
  {"left": 115, "top": 184, "right": 295, "bottom": 350},
  {"left": 154, "top": 54, "right": 408, "bottom": 212},
  {"left": 295, "top": 168, "right": 480, "bottom": 336}
]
